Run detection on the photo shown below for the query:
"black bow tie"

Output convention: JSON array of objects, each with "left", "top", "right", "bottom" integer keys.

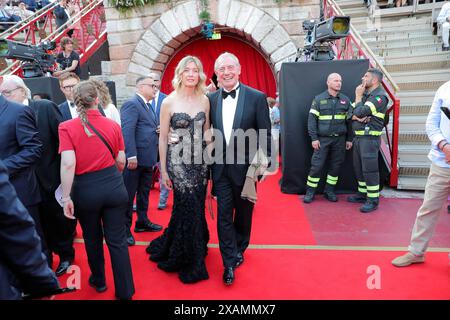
[
  {"left": 222, "top": 88, "right": 237, "bottom": 99},
  {"left": 69, "top": 102, "right": 75, "bottom": 108}
]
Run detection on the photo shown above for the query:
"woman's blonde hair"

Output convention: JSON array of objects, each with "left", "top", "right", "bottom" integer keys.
[
  {"left": 73, "top": 80, "right": 98, "bottom": 137},
  {"left": 171, "top": 55, "right": 206, "bottom": 95},
  {"left": 90, "top": 79, "right": 112, "bottom": 107}
]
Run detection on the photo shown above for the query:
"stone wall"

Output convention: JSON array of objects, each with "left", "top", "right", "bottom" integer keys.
[{"left": 101, "top": 0, "right": 320, "bottom": 105}]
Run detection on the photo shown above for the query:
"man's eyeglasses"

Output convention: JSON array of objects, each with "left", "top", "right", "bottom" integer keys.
[
  {"left": 62, "top": 84, "right": 76, "bottom": 90},
  {"left": 1, "top": 87, "right": 22, "bottom": 96},
  {"left": 140, "top": 83, "right": 158, "bottom": 89}
]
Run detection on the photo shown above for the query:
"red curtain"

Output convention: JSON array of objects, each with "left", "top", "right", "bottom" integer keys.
[{"left": 161, "top": 36, "right": 277, "bottom": 98}]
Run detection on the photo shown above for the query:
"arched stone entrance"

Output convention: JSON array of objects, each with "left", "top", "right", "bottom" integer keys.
[{"left": 103, "top": 0, "right": 316, "bottom": 104}]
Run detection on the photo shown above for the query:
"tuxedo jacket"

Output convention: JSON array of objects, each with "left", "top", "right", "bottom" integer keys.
[
  {"left": 208, "top": 84, "right": 272, "bottom": 186},
  {"left": 120, "top": 94, "right": 159, "bottom": 168},
  {"left": 29, "top": 99, "right": 63, "bottom": 196},
  {"left": 0, "top": 95, "right": 42, "bottom": 206}
]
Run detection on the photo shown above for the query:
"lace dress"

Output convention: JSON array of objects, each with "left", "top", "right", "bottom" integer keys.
[{"left": 148, "top": 112, "right": 209, "bottom": 283}]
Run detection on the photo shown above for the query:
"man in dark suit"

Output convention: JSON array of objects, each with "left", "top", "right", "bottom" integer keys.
[
  {"left": 1, "top": 75, "right": 75, "bottom": 277},
  {"left": 58, "top": 72, "right": 80, "bottom": 122},
  {"left": 0, "top": 159, "right": 60, "bottom": 300},
  {"left": 209, "top": 52, "right": 272, "bottom": 285},
  {"left": 149, "top": 72, "right": 169, "bottom": 210},
  {"left": 121, "top": 76, "right": 163, "bottom": 246},
  {"left": 0, "top": 76, "right": 48, "bottom": 262}
]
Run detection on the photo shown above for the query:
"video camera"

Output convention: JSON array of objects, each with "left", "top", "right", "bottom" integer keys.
[
  {"left": 0, "top": 39, "right": 57, "bottom": 78},
  {"left": 298, "top": 16, "right": 350, "bottom": 62}
]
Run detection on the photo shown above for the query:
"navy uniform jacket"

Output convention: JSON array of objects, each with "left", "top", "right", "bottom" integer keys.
[
  {"left": 0, "top": 95, "right": 42, "bottom": 207},
  {"left": 0, "top": 160, "right": 59, "bottom": 300},
  {"left": 120, "top": 94, "right": 159, "bottom": 168}
]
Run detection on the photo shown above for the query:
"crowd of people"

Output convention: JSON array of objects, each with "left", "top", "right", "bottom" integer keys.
[{"left": 0, "top": 47, "right": 448, "bottom": 300}]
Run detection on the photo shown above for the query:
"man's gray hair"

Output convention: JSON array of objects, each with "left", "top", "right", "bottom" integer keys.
[
  {"left": 2, "top": 75, "right": 31, "bottom": 99},
  {"left": 214, "top": 52, "right": 240, "bottom": 71},
  {"left": 135, "top": 76, "right": 153, "bottom": 86},
  {"left": 148, "top": 72, "right": 161, "bottom": 82}
]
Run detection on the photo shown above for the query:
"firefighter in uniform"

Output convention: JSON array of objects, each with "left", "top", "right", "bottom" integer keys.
[
  {"left": 304, "top": 73, "right": 353, "bottom": 203},
  {"left": 347, "top": 68, "right": 389, "bottom": 213}
]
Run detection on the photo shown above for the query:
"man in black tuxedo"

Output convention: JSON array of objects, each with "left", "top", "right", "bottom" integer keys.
[
  {"left": 0, "top": 76, "right": 49, "bottom": 262},
  {"left": 1, "top": 75, "right": 75, "bottom": 277},
  {"left": 58, "top": 72, "right": 80, "bottom": 122},
  {"left": 208, "top": 52, "right": 272, "bottom": 285},
  {"left": 121, "top": 76, "right": 163, "bottom": 246},
  {"left": 0, "top": 159, "right": 60, "bottom": 300}
]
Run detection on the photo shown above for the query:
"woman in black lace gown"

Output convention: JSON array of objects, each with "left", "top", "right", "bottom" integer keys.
[{"left": 147, "top": 56, "right": 212, "bottom": 284}]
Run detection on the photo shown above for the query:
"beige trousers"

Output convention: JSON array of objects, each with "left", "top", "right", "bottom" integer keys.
[{"left": 408, "top": 163, "right": 450, "bottom": 256}]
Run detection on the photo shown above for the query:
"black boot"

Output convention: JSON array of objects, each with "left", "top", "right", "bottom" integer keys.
[
  {"left": 323, "top": 184, "right": 338, "bottom": 202},
  {"left": 303, "top": 188, "right": 315, "bottom": 203},
  {"left": 360, "top": 198, "right": 379, "bottom": 213},
  {"left": 347, "top": 193, "right": 366, "bottom": 203}
]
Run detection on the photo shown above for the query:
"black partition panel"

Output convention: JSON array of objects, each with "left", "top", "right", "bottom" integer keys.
[
  {"left": 280, "top": 60, "right": 372, "bottom": 195},
  {"left": 25, "top": 76, "right": 66, "bottom": 104}
]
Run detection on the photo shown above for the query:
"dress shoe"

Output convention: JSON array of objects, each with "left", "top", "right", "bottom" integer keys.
[
  {"left": 303, "top": 188, "right": 315, "bottom": 204},
  {"left": 134, "top": 221, "right": 163, "bottom": 232},
  {"left": 347, "top": 193, "right": 366, "bottom": 203},
  {"left": 323, "top": 190, "right": 338, "bottom": 202},
  {"left": 360, "top": 199, "right": 379, "bottom": 213},
  {"left": 55, "top": 259, "right": 73, "bottom": 277},
  {"left": 223, "top": 267, "right": 235, "bottom": 285},
  {"left": 235, "top": 252, "right": 244, "bottom": 268},
  {"left": 442, "top": 44, "right": 449, "bottom": 51},
  {"left": 392, "top": 252, "right": 425, "bottom": 267},
  {"left": 88, "top": 275, "right": 107, "bottom": 293}
]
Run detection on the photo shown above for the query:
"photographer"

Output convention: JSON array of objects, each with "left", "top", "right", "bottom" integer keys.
[{"left": 54, "top": 37, "right": 80, "bottom": 77}]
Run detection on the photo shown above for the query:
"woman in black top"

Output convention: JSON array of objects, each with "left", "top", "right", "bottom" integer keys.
[{"left": 54, "top": 36, "right": 80, "bottom": 77}]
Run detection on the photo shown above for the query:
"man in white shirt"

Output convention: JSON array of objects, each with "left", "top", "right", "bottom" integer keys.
[
  {"left": 392, "top": 80, "right": 450, "bottom": 267},
  {"left": 58, "top": 72, "right": 80, "bottom": 121},
  {"left": 437, "top": 1, "right": 450, "bottom": 51}
]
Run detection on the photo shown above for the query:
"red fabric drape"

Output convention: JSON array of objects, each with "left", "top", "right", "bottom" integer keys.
[{"left": 161, "top": 36, "right": 277, "bottom": 98}]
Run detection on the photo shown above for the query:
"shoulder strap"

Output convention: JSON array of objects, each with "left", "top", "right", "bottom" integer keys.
[{"left": 86, "top": 121, "right": 115, "bottom": 159}]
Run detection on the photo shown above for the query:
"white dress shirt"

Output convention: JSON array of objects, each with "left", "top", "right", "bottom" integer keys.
[
  {"left": 426, "top": 80, "right": 450, "bottom": 168},
  {"left": 103, "top": 103, "right": 121, "bottom": 125},
  {"left": 222, "top": 83, "right": 240, "bottom": 145},
  {"left": 67, "top": 99, "right": 78, "bottom": 119}
]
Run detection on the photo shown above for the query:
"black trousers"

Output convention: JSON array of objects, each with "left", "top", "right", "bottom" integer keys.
[
  {"left": 123, "top": 165, "right": 153, "bottom": 230},
  {"left": 215, "top": 165, "right": 254, "bottom": 268},
  {"left": 307, "top": 136, "right": 346, "bottom": 189},
  {"left": 27, "top": 204, "right": 51, "bottom": 266},
  {"left": 39, "top": 193, "right": 75, "bottom": 261},
  {"left": 353, "top": 137, "right": 381, "bottom": 199},
  {"left": 72, "top": 166, "right": 134, "bottom": 299}
]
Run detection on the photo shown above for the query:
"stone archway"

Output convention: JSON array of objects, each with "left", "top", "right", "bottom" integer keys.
[{"left": 125, "top": 0, "right": 298, "bottom": 91}]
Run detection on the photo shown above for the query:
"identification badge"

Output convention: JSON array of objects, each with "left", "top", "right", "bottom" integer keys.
[
  {"left": 320, "top": 99, "right": 328, "bottom": 105},
  {"left": 340, "top": 100, "right": 346, "bottom": 104}
]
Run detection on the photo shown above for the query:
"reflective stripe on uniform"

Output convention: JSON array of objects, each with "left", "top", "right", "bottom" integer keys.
[
  {"left": 358, "top": 181, "right": 366, "bottom": 193},
  {"left": 318, "top": 114, "right": 347, "bottom": 120},
  {"left": 307, "top": 176, "right": 320, "bottom": 188},
  {"left": 354, "top": 130, "right": 382, "bottom": 136},
  {"left": 366, "top": 185, "right": 379, "bottom": 198},
  {"left": 326, "top": 175, "right": 338, "bottom": 185},
  {"left": 365, "top": 101, "right": 385, "bottom": 119},
  {"left": 310, "top": 109, "right": 320, "bottom": 116}
]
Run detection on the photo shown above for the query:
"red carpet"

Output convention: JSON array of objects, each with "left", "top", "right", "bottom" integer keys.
[{"left": 60, "top": 171, "right": 449, "bottom": 300}]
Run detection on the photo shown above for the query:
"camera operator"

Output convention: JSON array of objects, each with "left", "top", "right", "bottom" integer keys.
[{"left": 53, "top": 37, "right": 80, "bottom": 77}]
